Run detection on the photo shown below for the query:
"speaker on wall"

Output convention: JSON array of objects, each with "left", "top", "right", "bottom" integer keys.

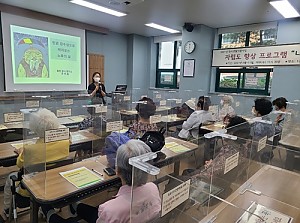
[{"left": 183, "top": 23, "right": 194, "bottom": 32}]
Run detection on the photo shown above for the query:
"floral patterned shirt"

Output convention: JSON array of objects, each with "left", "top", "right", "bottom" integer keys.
[{"left": 128, "top": 121, "right": 158, "bottom": 139}]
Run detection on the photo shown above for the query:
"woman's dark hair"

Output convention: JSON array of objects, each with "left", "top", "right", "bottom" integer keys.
[
  {"left": 272, "top": 97, "right": 288, "bottom": 109},
  {"left": 135, "top": 97, "right": 156, "bottom": 119},
  {"left": 226, "top": 116, "right": 251, "bottom": 139},
  {"left": 254, "top": 98, "right": 273, "bottom": 116},
  {"left": 92, "top": 72, "right": 101, "bottom": 83},
  {"left": 197, "top": 96, "right": 211, "bottom": 111}
]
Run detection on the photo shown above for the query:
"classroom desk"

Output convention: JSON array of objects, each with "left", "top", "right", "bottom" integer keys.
[
  {"left": 158, "top": 137, "right": 198, "bottom": 175},
  {"left": 97, "top": 137, "right": 198, "bottom": 176},
  {"left": 2, "top": 115, "right": 86, "bottom": 129},
  {"left": 0, "top": 129, "right": 101, "bottom": 166},
  {"left": 22, "top": 158, "right": 121, "bottom": 223},
  {"left": 21, "top": 136, "right": 198, "bottom": 223},
  {"left": 199, "top": 165, "right": 300, "bottom": 223},
  {"left": 201, "top": 122, "right": 225, "bottom": 132}
]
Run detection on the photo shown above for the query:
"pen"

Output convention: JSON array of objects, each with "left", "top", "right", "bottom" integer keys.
[{"left": 92, "top": 168, "right": 103, "bottom": 176}]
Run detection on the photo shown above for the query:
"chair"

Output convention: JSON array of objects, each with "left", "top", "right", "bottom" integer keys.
[
  {"left": 0, "top": 128, "right": 33, "bottom": 143},
  {"left": 8, "top": 157, "right": 74, "bottom": 222}
]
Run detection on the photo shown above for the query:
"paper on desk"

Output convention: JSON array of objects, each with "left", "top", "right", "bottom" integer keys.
[
  {"left": 236, "top": 202, "right": 292, "bottom": 223},
  {"left": 0, "top": 124, "right": 8, "bottom": 130},
  {"left": 165, "top": 142, "right": 190, "bottom": 153},
  {"left": 69, "top": 116, "right": 84, "bottom": 122},
  {"left": 71, "top": 134, "right": 88, "bottom": 142},
  {"left": 11, "top": 141, "right": 35, "bottom": 150},
  {"left": 60, "top": 167, "right": 103, "bottom": 189}
]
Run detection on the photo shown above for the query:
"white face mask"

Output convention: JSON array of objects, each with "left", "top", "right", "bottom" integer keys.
[
  {"left": 94, "top": 77, "right": 100, "bottom": 83},
  {"left": 252, "top": 107, "right": 257, "bottom": 116}
]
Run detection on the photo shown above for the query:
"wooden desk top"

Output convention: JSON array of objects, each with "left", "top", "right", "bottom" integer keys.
[
  {"left": 2, "top": 115, "right": 86, "bottom": 129},
  {"left": 160, "top": 115, "right": 186, "bottom": 123},
  {"left": 119, "top": 106, "right": 171, "bottom": 116},
  {"left": 201, "top": 122, "right": 225, "bottom": 132},
  {"left": 96, "top": 137, "right": 198, "bottom": 168},
  {"left": 199, "top": 165, "right": 300, "bottom": 222},
  {"left": 0, "top": 130, "right": 101, "bottom": 161},
  {"left": 70, "top": 130, "right": 101, "bottom": 145},
  {"left": 22, "top": 157, "right": 117, "bottom": 203}
]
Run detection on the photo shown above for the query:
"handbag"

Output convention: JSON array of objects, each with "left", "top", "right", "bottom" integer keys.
[{"left": 140, "top": 127, "right": 166, "bottom": 152}]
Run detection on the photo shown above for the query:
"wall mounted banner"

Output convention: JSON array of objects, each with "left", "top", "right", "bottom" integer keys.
[{"left": 212, "top": 44, "right": 300, "bottom": 66}]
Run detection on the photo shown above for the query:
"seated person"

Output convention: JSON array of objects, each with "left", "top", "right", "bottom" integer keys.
[
  {"left": 219, "top": 95, "right": 235, "bottom": 121},
  {"left": 251, "top": 98, "right": 275, "bottom": 140},
  {"left": 177, "top": 99, "right": 196, "bottom": 119},
  {"left": 78, "top": 106, "right": 107, "bottom": 133},
  {"left": 3, "top": 108, "right": 70, "bottom": 217},
  {"left": 128, "top": 97, "right": 158, "bottom": 139},
  {"left": 179, "top": 96, "right": 215, "bottom": 139},
  {"left": 42, "top": 140, "right": 161, "bottom": 223},
  {"left": 251, "top": 98, "right": 275, "bottom": 162},
  {"left": 185, "top": 116, "right": 251, "bottom": 179},
  {"left": 272, "top": 97, "right": 288, "bottom": 134}
]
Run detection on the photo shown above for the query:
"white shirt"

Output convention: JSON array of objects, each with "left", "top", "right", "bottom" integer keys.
[{"left": 179, "top": 110, "right": 214, "bottom": 139}]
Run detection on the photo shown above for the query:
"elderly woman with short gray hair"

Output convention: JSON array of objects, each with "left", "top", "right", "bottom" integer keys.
[
  {"left": 43, "top": 139, "right": 161, "bottom": 223},
  {"left": 3, "top": 108, "right": 70, "bottom": 218}
]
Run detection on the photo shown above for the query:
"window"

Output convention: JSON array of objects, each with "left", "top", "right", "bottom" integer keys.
[
  {"left": 216, "top": 27, "right": 277, "bottom": 95},
  {"left": 156, "top": 41, "right": 181, "bottom": 89},
  {"left": 216, "top": 68, "right": 272, "bottom": 95},
  {"left": 221, "top": 32, "right": 246, "bottom": 49},
  {"left": 220, "top": 28, "right": 277, "bottom": 48}
]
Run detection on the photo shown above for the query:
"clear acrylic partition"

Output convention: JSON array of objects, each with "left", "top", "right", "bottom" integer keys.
[
  {"left": 199, "top": 133, "right": 300, "bottom": 223},
  {"left": 129, "top": 128, "right": 300, "bottom": 223}
]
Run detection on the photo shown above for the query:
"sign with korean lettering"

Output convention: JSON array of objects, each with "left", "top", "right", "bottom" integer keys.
[
  {"left": 150, "top": 114, "right": 162, "bottom": 124},
  {"left": 176, "top": 99, "right": 182, "bottom": 104},
  {"left": 160, "top": 100, "right": 167, "bottom": 106},
  {"left": 56, "top": 108, "right": 72, "bottom": 117},
  {"left": 123, "top": 96, "right": 131, "bottom": 101},
  {"left": 156, "top": 94, "right": 162, "bottom": 99},
  {"left": 161, "top": 179, "right": 191, "bottom": 217},
  {"left": 224, "top": 152, "right": 239, "bottom": 174},
  {"left": 257, "top": 136, "right": 267, "bottom": 152},
  {"left": 4, "top": 112, "right": 24, "bottom": 123},
  {"left": 95, "top": 106, "right": 107, "bottom": 113},
  {"left": 62, "top": 99, "right": 74, "bottom": 106},
  {"left": 45, "top": 128, "right": 70, "bottom": 143},
  {"left": 245, "top": 77, "right": 258, "bottom": 86},
  {"left": 26, "top": 100, "right": 40, "bottom": 108},
  {"left": 212, "top": 44, "right": 300, "bottom": 67},
  {"left": 106, "top": 121, "right": 123, "bottom": 132}
]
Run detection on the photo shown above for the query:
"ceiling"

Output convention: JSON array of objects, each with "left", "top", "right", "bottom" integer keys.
[{"left": 0, "top": 0, "right": 299, "bottom": 36}]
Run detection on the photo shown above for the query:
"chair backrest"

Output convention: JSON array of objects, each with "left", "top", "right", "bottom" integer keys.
[{"left": 0, "top": 128, "right": 32, "bottom": 143}]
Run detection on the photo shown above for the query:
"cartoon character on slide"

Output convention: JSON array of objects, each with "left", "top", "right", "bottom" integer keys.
[{"left": 18, "top": 47, "right": 49, "bottom": 78}]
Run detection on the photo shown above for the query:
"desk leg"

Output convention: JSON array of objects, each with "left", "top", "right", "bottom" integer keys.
[
  {"left": 30, "top": 198, "right": 39, "bottom": 223},
  {"left": 174, "top": 161, "right": 180, "bottom": 176},
  {"left": 285, "top": 150, "right": 295, "bottom": 171}
]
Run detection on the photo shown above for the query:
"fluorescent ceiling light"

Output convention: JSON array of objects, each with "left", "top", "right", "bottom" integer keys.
[
  {"left": 70, "top": 0, "right": 127, "bottom": 17},
  {"left": 269, "top": 0, "right": 300, "bottom": 18},
  {"left": 145, "top": 23, "right": 180, "bottom": 34}
]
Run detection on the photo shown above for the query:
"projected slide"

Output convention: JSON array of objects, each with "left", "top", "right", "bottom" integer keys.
[{"left": 11, "top": 25, "right": 81, "bottom": 84}]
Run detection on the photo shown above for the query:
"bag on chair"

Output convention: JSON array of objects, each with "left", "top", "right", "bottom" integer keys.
[{"left": 140, "top": 127, "right": 166, "bottom": 152}]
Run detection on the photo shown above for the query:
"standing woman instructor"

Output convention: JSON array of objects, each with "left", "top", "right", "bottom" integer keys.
[{"left": 88, "top": 72, "right": 106, "bottom": 105}]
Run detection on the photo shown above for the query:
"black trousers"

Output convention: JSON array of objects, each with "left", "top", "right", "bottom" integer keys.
[{"left": 49, "top": 203, "right": 98, "bottom": 223}]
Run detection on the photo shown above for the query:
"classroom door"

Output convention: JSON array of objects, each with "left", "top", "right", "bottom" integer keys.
[{"left": 88, "top": 54, "right": 104, "bottom": 85}]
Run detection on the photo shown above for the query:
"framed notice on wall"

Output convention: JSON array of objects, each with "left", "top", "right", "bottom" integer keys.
[{"left": 183, "top": 59, "right": 195, "bottom": 77}]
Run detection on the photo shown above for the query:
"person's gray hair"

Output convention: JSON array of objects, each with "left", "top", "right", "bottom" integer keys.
[
  {"left": 116, "top": 139, "right": 151, "bottom": 186},
  {"left": 29, "top": 108, "right": 60, "bottom": 138}
]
